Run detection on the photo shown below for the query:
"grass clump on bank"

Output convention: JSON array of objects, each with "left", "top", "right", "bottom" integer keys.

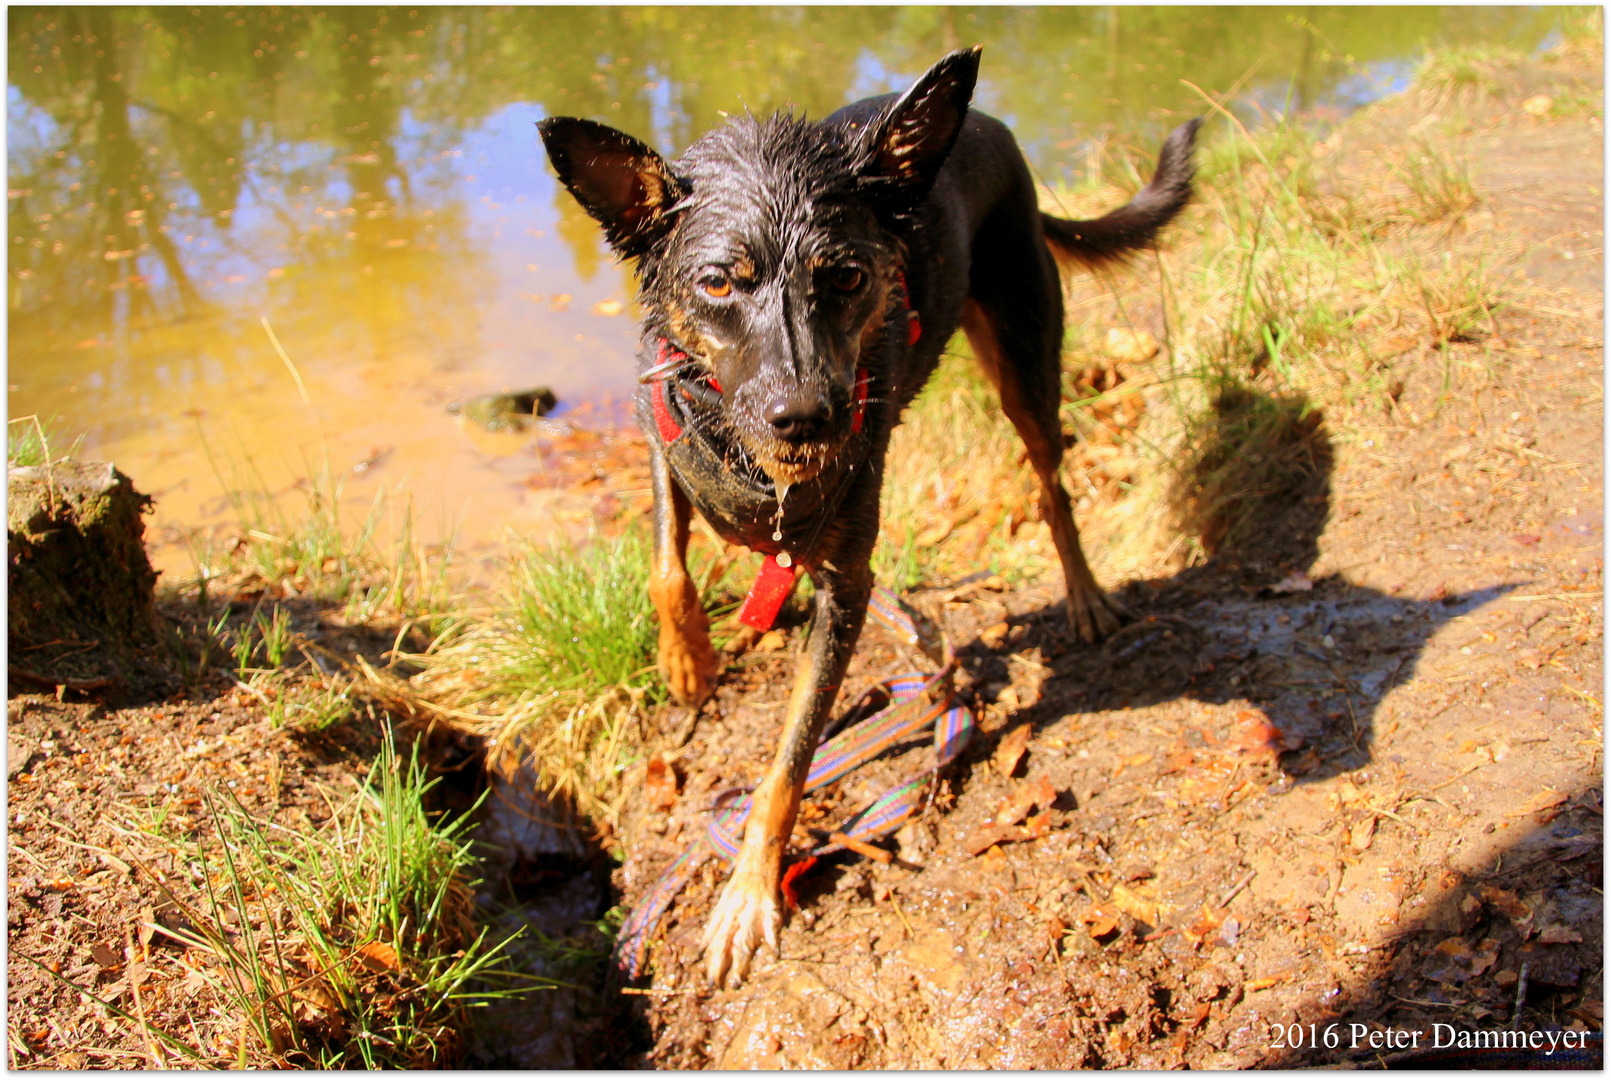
[
  {"left": 82, "top": 731, "right": 536, "bottom": 1068},
  {"left": 374, "top": 529, "right": 668, "bottom": 826}
]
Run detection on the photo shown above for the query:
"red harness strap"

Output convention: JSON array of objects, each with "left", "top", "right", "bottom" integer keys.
[{"left": 737, "top": 553, "right": 799, "bottom": 631}]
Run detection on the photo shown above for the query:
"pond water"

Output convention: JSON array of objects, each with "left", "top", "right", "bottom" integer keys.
[{"left": 7, "top": 6, "right": 1568, "bottom": 572}]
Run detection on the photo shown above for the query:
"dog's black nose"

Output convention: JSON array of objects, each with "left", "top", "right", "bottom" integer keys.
[{"left": 766, "top": 392, "right": 831, "bottom": 442}]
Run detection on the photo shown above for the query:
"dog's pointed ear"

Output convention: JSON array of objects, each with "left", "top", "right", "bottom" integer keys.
[
  {"left": 855, "top": 46, "right": 981, "bottom": 202},
  {"left": 538, "top": 117, "right": 686, "bottom": 258}
]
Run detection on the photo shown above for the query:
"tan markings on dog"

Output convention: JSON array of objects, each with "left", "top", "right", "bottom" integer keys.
[
  {"left": 662, "top": 298, "right": 716, "bottom": 364},
  {"left": 648, "top": 480, "right": 717, "bottom": 704},
  {"left": 732, "top": 254, "right": 756, "bottom": 285}
]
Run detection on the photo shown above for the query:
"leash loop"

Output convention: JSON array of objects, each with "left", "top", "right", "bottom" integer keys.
[{"left": 613, "top": 585, "right": 974, "bottom": 979}]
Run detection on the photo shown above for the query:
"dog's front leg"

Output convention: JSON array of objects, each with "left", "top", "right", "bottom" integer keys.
[
  {"left": 703, "top": 562, "right": 872, "bottom": 987},
  {"left": 647, "top": 441, "right": 718, "bottom": 706}
]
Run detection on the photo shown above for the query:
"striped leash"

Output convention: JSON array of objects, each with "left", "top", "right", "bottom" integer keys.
[{"left": 613, "top": 585, "right": 974, "bottom": 979}]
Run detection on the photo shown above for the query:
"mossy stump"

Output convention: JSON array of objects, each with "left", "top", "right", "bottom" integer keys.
[{"left": 8, "top": 460, "right": 160, "bottom": 692}]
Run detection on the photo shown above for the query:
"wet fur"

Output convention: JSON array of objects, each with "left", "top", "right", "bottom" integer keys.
[{"left": 540, "top": 47, "right": 1198, "bottom": 986}]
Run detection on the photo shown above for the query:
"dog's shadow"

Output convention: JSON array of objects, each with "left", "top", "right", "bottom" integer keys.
[{"left": 954, "top": 383, "right": 1514, "bottom": 785}]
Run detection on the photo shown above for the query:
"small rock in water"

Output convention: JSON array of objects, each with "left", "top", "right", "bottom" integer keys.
[{"left": 448, "top": 387, "right": 558, "bottom": 431}]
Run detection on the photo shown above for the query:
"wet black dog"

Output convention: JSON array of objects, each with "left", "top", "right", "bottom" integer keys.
[{"left": 539, "top": 47, "right": 1197, "bottom": 986}]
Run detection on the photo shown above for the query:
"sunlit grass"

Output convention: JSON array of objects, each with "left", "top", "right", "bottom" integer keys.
[
  {"left": 98, "top": 730, "right": 539, "bottom": 1068},
  {"left": 6, "top": 414, "right": 83, "bottom": 467}
]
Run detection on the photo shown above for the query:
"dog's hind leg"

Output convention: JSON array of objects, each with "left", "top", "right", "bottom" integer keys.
[
  {"left": 648, "top": 442, "right": 719, "bottom": 706},
  {"left": 702, "top": 561, "right": 873, "bottom": 986},
  {"left": 961, "top": 289, "right": 1127, "bottom": 643}
]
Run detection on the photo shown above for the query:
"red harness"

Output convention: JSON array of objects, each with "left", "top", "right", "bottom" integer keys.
[{"left": 647, "top": 276, "right": 921, "bottom": 632}]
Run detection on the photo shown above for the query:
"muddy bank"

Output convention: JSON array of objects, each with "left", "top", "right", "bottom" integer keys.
[{"left": 608, "top": 52, "right": 1604, "bottom": 1069}]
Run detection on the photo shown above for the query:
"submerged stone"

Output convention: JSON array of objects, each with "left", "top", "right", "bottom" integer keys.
[{"left": 447, "top": 387, "right": 559, "bottom": 431}]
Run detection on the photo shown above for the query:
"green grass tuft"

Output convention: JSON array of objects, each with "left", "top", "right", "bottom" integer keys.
[
  {"left": 120, "top": 728, "right": 540, "bottom": 1068},
  {"left": 497, "top": 531, "right": 661, "bottom": 700}
]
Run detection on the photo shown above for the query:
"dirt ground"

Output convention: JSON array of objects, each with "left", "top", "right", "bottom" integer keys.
[
  {"left": 608, "top": 63, "right": 1605, "bottom": 1069},
  {"left": 7, "top": 47, "right": 1602, "bottom": 1072}
]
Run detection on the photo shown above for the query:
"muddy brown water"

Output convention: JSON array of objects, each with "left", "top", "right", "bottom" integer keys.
[{"left": 6, "top": 6, "right": 1570, "bottom": 578}]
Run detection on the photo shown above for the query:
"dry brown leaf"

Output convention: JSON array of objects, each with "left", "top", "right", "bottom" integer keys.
[
  {"left": 1506, "top": 788, "right": 1569, "bottom": 819},
  {"left": 1539, "top": 923, "right": 1584, "bottom": 945},
  {"left": 356, "top": 941, "right": 400, "bottom": 973},
  {"left": 1079, "top": 905, "right": 1120, "bottom": 938},
  {"left": 993, "top": 724, "right": 1032, "bottom": 778},
  {"left": 995, "top": 774, "right": 1056, "bottom": 826},
  {"left": 1349, "top": 815, "right": 1377, "bottom": 852},
  {"left": 644, "top": 753, "right": 679, "bottom": 812},
  {"left": 1235, "top": 708, "right": 1299, "bottom": 762},
  {"left": 1109, "top": 883, "right": 1160, "bottom": 926}
]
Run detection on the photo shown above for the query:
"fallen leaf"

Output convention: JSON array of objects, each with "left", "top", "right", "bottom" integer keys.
[
  {"left": 643, "top": 754, "right": 679, "bottom": 812},
  {"left": 1350, "top": 815, "right": 1377, "bottom": 853},
  {"left": 1506, "top": 788, "right": 1569, "bottom": 819},
  {"left": 1184, "top": 903, "right": 1229, "bottom": 944},
  {"left": 994, "top": 774, "right": 1056, "bottom": 826},
  {"left": 963, "top": 822, "right": 1022, "bottom": 856},
  {"left": 1079, "top": 905, "right": 1120, "bottom": 938},
  {"left": 1108, "top": 883, "right": 1160, "bottom": 926},
  {"left": 1235, "top": 708, "right": 1297, "bottom": 762},
  {"left": 992, "top": 728, "right": 1031, "bottom": 780},
  {"left": 1421, "top": 936, "right": 1500, "bottom": 983},
  {"left": 1539, "top": 923, "right": 1584, "bottom": 945},
  {"left": 90, "top": 943, "right": 121, "bottom": 970},
  {"left": 356, "top": 941, "right": 400, "bottom": 973}
]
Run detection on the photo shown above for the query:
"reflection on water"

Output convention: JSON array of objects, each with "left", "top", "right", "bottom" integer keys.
[{"left": 6, "top": 7, "right": 1565, "bottom": 569}]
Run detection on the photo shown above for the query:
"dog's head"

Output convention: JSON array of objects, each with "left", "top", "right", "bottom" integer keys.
[{"left": 540, "top": 49, "right": 980, "bottom": 487}]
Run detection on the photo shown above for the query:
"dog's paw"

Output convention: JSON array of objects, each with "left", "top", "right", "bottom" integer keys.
[
  {"left": 1066, "top": 582, "right": 1129, "bottom": 643},
  {"left": 701, "top": 864, "right": 782, "bottom": 988},
  {"left": 659, "top": 625, "right": 718, "bottom": 706}
]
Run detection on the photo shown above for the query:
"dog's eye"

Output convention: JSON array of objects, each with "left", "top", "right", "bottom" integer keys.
[
  {"left": 699, "top": 272, "right": 733, "bottom": 299},
  {"left": 830, "top": 267, "right": 865, "bottom": 293}
]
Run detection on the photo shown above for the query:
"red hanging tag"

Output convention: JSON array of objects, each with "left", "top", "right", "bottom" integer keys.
[{"left": 737, "top": 554, "right": 798, "bottom": 631}]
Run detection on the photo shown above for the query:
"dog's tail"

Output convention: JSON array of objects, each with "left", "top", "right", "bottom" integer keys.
[{"left": 1041, "top": 117, "right": 1201, "bottom": 272}]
